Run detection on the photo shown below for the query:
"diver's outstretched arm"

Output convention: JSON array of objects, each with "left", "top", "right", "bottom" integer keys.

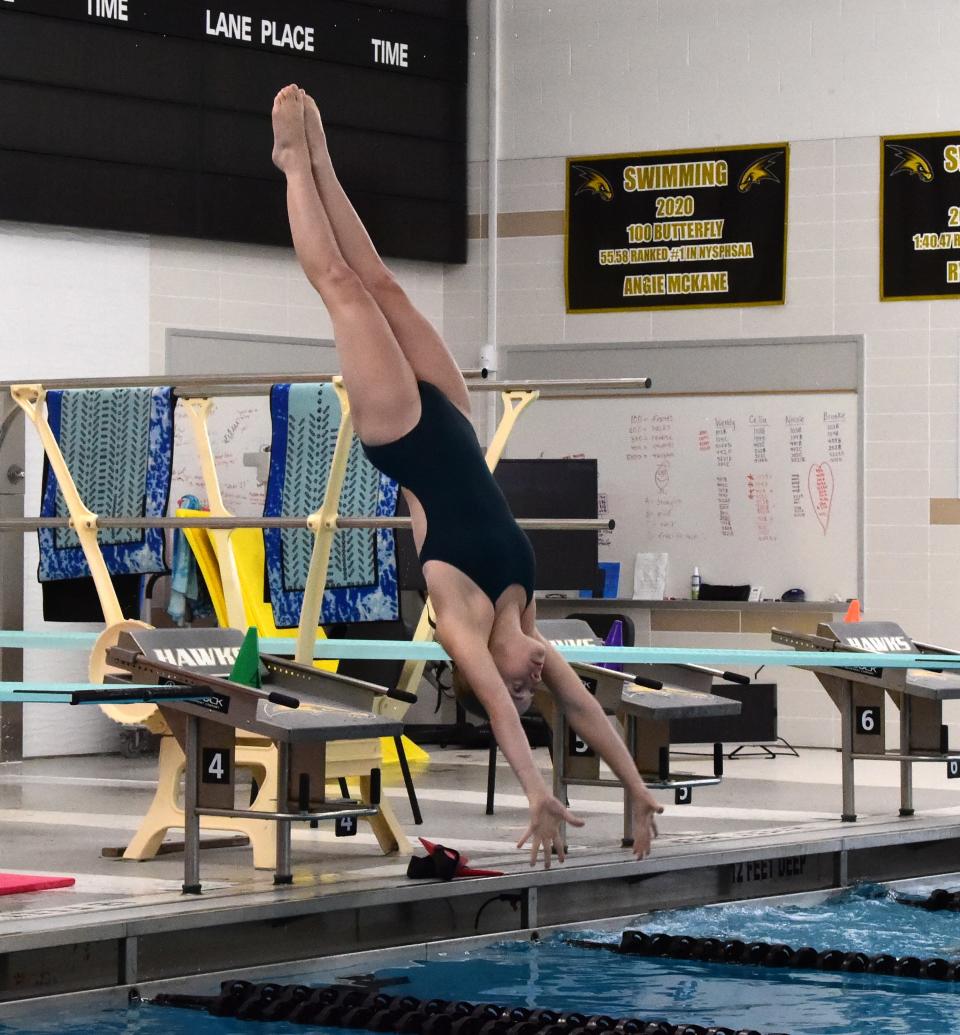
[
  {"left": 537, "top": 638, "right": 662, "bottom": 859},
  {"left": 440, "top": 622, "right": 584, "bottom": 869}
]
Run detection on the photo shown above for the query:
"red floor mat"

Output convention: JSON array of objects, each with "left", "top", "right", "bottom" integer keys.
[{"left": 0, "top": 873, "right": 75, "bottom": 896}]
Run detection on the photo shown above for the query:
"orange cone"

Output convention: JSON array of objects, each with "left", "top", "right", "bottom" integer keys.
[{"left": 843, "top": 599, "right": 861, "bottom": 623}]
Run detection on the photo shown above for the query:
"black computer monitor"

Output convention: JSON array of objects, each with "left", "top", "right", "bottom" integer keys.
[{"left": 395, "top": 458, "right": 599, "bottom": 592}]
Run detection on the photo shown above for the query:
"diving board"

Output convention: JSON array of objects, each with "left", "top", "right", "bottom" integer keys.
[{"left": 4, "top": 629, "right": 960, "bottom": 669}]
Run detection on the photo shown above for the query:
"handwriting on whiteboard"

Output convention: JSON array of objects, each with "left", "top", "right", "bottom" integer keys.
[
  {"left": 626, "top": 407, "right": 848, "bottom": 545},
  {"left": 809, "top": 462, "right": 834, "bottom": 535},
  {"left": 506, "top": 390, "right": 858, "bottom": 600}
]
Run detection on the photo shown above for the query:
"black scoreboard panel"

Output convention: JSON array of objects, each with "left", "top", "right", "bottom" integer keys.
[{"left": 0, "top": 1, "right": 467, "bottom": 262}]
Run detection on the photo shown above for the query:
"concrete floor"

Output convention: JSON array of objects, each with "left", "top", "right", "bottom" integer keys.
[
  {"left": 1, "top": 742, "right": 959, "bottom": 900},
  {"left": 1, "top": 741, "right": 960, "bottom": 1002}
]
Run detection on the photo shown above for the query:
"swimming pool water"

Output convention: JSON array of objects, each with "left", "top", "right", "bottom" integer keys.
[
  {"left": 608, "top": 881, "right": 960, "bottom": 959},
  {"left": 3, "top": 881, "right": 959, "bottom": 1035}
]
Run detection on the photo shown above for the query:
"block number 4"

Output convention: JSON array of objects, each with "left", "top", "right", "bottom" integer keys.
[
  {"left": 335, "top": 815, "right": 358, "bottom": 837},
  {"left": 201, "top": 748, "right": 230, "bottom": 784}
]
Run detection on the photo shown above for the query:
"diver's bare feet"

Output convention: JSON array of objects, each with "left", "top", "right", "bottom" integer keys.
[
  {"left": 301, "top": 91, "right": 329, "bottom": 164},
  {"left": 271, "top": 85, "right": 309, "bottom": 174}
]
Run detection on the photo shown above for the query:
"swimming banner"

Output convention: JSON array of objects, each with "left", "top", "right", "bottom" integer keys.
[
  {"left": 565, "top": 144, "right": 788, "bottom": 313},
  {"left": 881, "top": 131, "right": 960, "bottom": 300}
]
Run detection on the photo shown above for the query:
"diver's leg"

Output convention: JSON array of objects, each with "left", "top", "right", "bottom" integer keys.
[
  {"left": 272, "top": 85, "right": 418, "bottom": 445},
  {"left": 301, "top": 91, "right": 471, "bottom": 418}
]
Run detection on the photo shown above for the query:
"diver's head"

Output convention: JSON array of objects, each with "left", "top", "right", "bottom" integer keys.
[
  {"left": 488, "top": 623, "right": 546, "bottom": 714},
  {"left": 450, "top": 627, "right": 545, "bottom": 719}
]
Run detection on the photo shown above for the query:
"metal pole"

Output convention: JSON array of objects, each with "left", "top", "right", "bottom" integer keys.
[
  {"left": 851, "top": 751, "right": 957, "bottom": 762},
  {"left": 1, "top": 370, "right": 488, "bottom": 395},
  {"left": 333, "top": 516, "right": 612, "bottom": 531},
  {"left": 622, "top": 715, "right": 637, "bottom": 847},
  {"left": 274, "top": 741, "right": 293, "bottom": 885},
  {"left": 182, "top": 716, "right": 202, "bottom": 895},
  {"left": 196, "top": 804, "right": 376, "bottom": 822},
  {"left": 0, "top": 516, "right": 615, "bottom": 532},
  {"left": 394, "top": 735, "right": 423, "bottom": 825},
  {"left": 0, "top": 398, "right": 24, "bottom": 763},
  {"left": 899, "top": 695, "right": 914, "bottom": 816},
  {"left": 840, "top": 682, "right": 857, "bottom": 822},
  {"left": 482, "top": 0, "right": 503, "bottom": 448},
  {"left": 552, "top": 712, "right": 567, "bottom": 853},
  {"left": 1, "top": 373, "right": 659, "bottom": 397},
  {"left": 473, "top": 377, "right": 652, "bottom": 393},
  {"left": 485, "top": 737, "right": 497, "bottom": 816}
]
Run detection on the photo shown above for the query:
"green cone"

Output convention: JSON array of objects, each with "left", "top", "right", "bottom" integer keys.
[{"left": 229, "top": 627, "right": 262, "bottom": 689}]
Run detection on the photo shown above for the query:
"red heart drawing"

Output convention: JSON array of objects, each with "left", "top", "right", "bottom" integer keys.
[{"left": 808, "top": 462, "right": 834, "bottom": 534}]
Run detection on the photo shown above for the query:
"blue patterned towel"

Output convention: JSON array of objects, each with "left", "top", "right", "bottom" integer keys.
[
  {"left": 264, "top": 383, "right": 399, "bottom": 628},
  {"left": 167, "top": 494, "right": 214, "bottom": 625},
  {"left": 38, "top": 387, "right": 173, "bottom": 581}
]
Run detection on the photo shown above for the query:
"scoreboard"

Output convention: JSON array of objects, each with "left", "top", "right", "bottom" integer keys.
[{"left": 0, "top": 0, "right": 467, "bottom": 262}]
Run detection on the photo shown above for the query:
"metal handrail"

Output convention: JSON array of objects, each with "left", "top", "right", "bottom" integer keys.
[
  {"left": 0, "top": 369, "right": 487, "bottom": 395},
  {"left": 1, "top": 373, "right": 653, "bottom": 399},
  {"left": 472, "top": 377, "right": 652, "bottom": 394},
  {"left": 0, "top": 516, "right": 615, "bottom": 532}
]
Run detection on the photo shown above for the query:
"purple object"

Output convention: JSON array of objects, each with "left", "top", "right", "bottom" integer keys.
[{"left": 599, "top": 619, "right": 624, "bottom": 672}]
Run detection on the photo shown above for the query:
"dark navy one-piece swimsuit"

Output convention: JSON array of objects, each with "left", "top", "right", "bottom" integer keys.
[{"left": 361, "top": 380, "right": 536, "bottom": 607}]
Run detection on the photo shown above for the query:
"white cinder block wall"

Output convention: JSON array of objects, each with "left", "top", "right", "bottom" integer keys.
[
  {"left": 147, "top": 240, "right": 448, "bottom": 375},
  {"left": 445, "top": 0, "right": 960, "bottom": 747},
  {"left": 0, "top": 224, "right": 151, "bottom": 755}
]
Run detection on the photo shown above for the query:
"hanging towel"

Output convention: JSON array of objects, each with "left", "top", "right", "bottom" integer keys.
[
  {"left": 168, "top": 494, "right": 214, "bottom": 625},
  {"left": 263, "top": 383, "right": 399, "bottom": 628},
  {"left": 38, "top": 387, "right": 173, "bottom": 582}
]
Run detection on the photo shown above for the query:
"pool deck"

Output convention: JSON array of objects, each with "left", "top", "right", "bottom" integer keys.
[{"left": 1, "top": 744, "right": 959, "bottom": 1008}]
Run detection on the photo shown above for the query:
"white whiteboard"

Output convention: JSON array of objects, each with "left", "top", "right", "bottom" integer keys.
[
  {"left": 170, "top": 396, "right": 271, "bottom": 515},
  {"left": 507, "top": 392, "right": 859, "bottom": 601},
  {"left": 166, "top": 332, "right": 340, "bottom": 516}
]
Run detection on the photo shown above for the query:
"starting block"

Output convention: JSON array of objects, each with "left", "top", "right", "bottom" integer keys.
[
  {"left": 106, "top": 627, "right": 403, "bottom": 892},
  {"left": 772, "top": 620, "right": 960, "bottom": 820},
  {"left": 537, "top": 621, "right": 742, "bottom": 846}
]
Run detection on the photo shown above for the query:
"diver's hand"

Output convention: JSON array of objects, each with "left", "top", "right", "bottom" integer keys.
[
  {"left": 630, "top": 796, "right": 662, "bottom": 860},
  {"left": 517, "top": 794, "right": 585, "bottom": 869}
]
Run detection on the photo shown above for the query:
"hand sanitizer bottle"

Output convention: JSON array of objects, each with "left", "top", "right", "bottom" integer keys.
[{"left": 691, "top": 566, "right": 701, "bottom": 600}]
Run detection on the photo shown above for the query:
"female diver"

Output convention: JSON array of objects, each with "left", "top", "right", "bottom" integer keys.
[{"left": 271, "top": 84, "right": 662, "bottom": 868}]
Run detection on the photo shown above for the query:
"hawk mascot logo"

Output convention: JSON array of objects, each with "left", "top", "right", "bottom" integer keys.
[
  {"left": 571, "top": 165, "right": 614, "bottom": 201},
  {"left": 737, "top": 152, "right": 782, "bottom": 193},
  {"left": 886, "top": 144, "right": 934, "bottom": 182}
]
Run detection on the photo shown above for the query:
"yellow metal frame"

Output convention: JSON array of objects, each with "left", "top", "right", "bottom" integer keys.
[
  {"left": 12, "top": 384, "right": 123, "bottom": 626},
  {"left": 296, "top": 379, "right": 354, "bottom": 665},
  {"left": 11, "top": 384, "right": 156, "bottom": 726},
  {"left": 180, "top": 397, "right": 247, "bottom": 628},
  {"left": 9, "top": 380, "right": 542, "bottom": 865}
]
